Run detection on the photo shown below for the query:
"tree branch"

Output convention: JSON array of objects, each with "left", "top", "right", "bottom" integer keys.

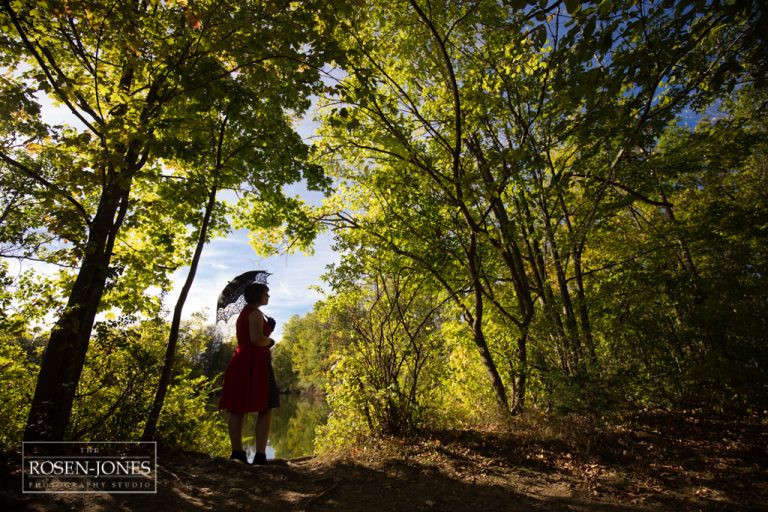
[
  {"left": 0, "top": 150, "right": 91, "bottom": 223},
  {"left": 571, "top": 173, "right": 673, "bottom": 207}
]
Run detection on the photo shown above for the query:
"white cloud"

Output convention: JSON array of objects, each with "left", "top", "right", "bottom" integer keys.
[{"left": 166, "top": 230, "right": 338, "bottom": 340}]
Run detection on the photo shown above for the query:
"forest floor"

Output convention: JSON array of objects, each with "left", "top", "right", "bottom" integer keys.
[{"left": 2, "top": 409, "right": 766, "bottom": 511}]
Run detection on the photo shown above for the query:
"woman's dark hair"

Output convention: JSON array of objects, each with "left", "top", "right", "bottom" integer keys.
[{"left": 244, "top": 283, "right": 268, "bottom": 305}]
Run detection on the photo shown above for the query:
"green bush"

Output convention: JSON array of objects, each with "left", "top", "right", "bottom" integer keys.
[
  {"left": 0, "top": 336, "right": 39, "bottom": 450},
  {"left": 156, "top": 373, "right": 229, "bottom": 456}
]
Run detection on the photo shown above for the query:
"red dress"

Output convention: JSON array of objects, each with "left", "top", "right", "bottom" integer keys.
[{"left": 218, "top": 305, "right": 276, "bottom": 413}]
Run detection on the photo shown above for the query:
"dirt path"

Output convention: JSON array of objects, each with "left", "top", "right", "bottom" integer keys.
[
  {"left": 1, "top": 452, "right": 646, "bottom": 512},
  {"left": 2, "top": 411, "right": 766, "bottom": 511}
]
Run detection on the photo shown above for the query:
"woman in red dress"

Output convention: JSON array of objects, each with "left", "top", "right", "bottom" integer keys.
[{"left": 218, "top": 283, "right": 280, "bottom": 464}]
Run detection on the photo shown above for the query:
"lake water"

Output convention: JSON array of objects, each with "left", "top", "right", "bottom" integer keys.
[{"left": 242, "top": 393, "right": 329, "bottom": 461}]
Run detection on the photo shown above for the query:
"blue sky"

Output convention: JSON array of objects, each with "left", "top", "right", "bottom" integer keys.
[
  {"left": 158, "top": 116, "right": 335, "bottom": 340},
  {"left": 36, "top": 90, "right": 337, "bottom": 341},
  {"left": 168, "top": 228, "right": 338, "bottom": 341},
  {"left": 172, "top": 115, "right": 337, "bottom": 341}
]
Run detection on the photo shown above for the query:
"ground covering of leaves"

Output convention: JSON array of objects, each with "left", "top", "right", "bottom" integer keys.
[{"left": 2, "top": 410, "right": 766, "bottom": 511}]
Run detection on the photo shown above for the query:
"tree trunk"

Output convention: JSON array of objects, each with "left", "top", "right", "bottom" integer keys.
[
  {"left": 142, "top": 181, "right": 217, "bottom": 441},
  {"left": 660, "top": 189, "right": 701, "bottom": 287},
  {"left": 467, "top": 230, "right": 510, "bottom": 413},
  {"left": 510, "top": 326, "right": 528, "bottom": 414},
  {"left": 469, "top": 138, "right": 536, "bottom": 413},
  {"left": 573, "top": 250, "right": 597, "bottom": 366},
  {"left": 541, "top": 197, "right": 582, "bottom": 371},
  {"left": 24, "top": 178, "right": 130, "bottom": 441}
]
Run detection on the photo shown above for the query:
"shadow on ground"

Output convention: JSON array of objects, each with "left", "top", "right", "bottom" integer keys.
[{"left": 2, "top": 410, "right": 765, "bottom": 511}]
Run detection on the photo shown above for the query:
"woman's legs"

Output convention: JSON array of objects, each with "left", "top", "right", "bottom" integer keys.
[
  {"left": 255, "top": 409, "right": 272, "bottom": 454},
  {"left": 228, "top": 413, "right": 245, "bottom": 452},
  {"left": 229, "top": 410, "right": 271, "bottom": 464}
]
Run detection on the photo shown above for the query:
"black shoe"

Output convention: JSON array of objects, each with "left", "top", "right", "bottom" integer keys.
[
  {"left": 251, "top": 452, "right": 267, "bottom": 465},
  {"left": 229, "top": 450, "right": 248, "bottom": 463}
]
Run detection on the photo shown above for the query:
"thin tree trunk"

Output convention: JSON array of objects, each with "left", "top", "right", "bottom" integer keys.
[
  {"left": 573, "top": 250, "right": 597, "bottom": 366},
  {"left": 467, "top": 137, "right": 536, "bottom": 413},
  {"left": 510, "top": 326, "right": 528, "bottom": 414},
  {"left": 514, "top": 188, "right": 572, "bottom": 371},
  {"left": 541, "top": 197, "right": 581, "bottom": 371},
  {"left": 467, "top": 230, "right": 510, "bottom": 413},
  {"left": 142, "top": 181, "right": 217, "bottom": 441},
  {"left": 659, "top": 188, "right": 700, "bottom": 280}
]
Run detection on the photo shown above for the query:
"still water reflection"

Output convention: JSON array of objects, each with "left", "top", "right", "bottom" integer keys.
[{"left": 243, "top": 393, "right": 329, "bottom": 461}]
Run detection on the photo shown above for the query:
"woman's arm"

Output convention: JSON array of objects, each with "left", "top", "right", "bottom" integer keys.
[{"left": 248, "top": 311, "right": 273, "bottom": 347}]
